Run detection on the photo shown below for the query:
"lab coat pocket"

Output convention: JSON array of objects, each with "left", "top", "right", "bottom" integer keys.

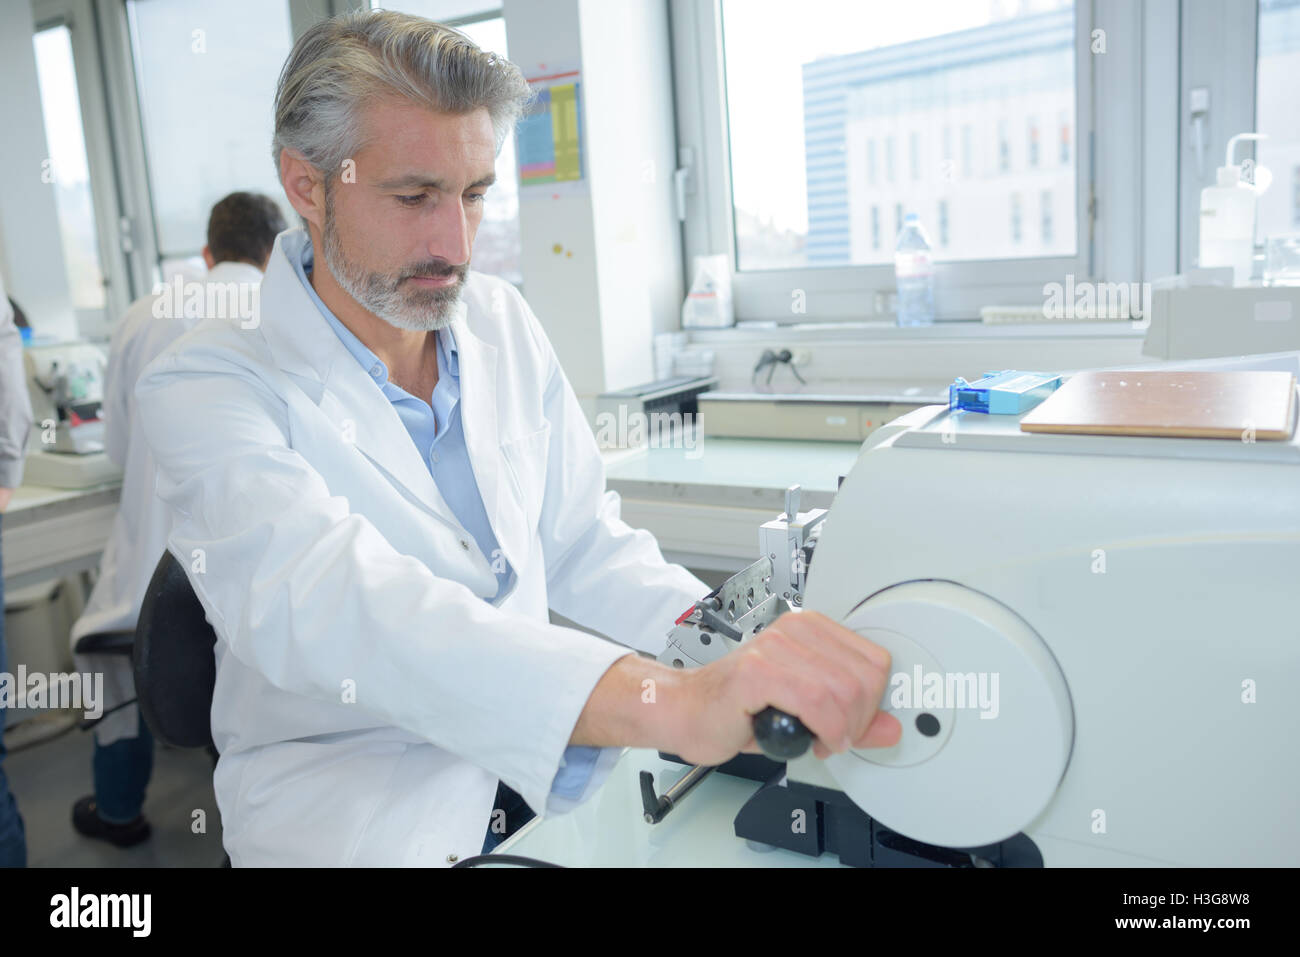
[{"left": 500, "top": 423, "right": 551, "bottom": 530}]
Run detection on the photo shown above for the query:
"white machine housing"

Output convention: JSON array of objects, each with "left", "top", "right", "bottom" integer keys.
[{"left": 796, "top": 356, "right": 1300, "bottom": 866}]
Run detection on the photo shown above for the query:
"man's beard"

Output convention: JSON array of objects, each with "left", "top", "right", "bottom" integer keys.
[{"left": 320, "top": 183, "right": 468, "bottom": 331}]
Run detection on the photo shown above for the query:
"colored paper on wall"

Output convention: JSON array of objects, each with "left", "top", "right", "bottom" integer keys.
[{"left": 519, "top": 69, "right": 584, "bottom": 188}]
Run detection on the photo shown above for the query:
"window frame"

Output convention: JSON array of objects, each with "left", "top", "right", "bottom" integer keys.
[
  {"left": 1175, "top": 0, "right": 1260, "bottom": 275},
  {"left": 670, "top": 0, "right": 1163, "bottom": 325},
  {"left": 33, "top": 0, "right": 137, "bottom": 329}
]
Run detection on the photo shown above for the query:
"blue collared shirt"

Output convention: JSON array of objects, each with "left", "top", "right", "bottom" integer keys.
[{"left": 291, "top": 241, "right": 601, "bottom": 811}]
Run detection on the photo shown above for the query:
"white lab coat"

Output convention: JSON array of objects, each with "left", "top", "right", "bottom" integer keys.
[
  {"left": 133, "top": 228, "right": 708, "bottom": 866},
  {"left": 70, "top": 261, "right": 267, "bottom": 745}
]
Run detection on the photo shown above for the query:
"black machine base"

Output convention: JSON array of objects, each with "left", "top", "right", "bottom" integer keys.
[
  {"left": 734, "top": 777, "right": 1043, "bottom": 868},
  {"left": 658, "top": 751, "right": 783, "bottom": 782}
]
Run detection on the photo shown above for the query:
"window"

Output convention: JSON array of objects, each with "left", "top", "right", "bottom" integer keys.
[
  {"left": 126, "top": 0, "right": 294, "bottom": 279},
  {"left": 870, "top": 205, "right": 880, "bottom": 249},
  {"left": 1294, "top": 165, "right": 1300, "bottom": 229},
  {"left": 438, "top": 16, "right": 520, "bottom": 284},
  {"left": 377, "top": 3, "right": 521, "bottom": 284},
  {"left": 894, "top": 202, "right": 903, "bottom": 240},
  {"left": 1027, "top": 116, "right": 1039, "bottom": 167},
  {"left": 33, "top": 23, "right": 107, "bottom": 316},
  {"left": 677, "top": 0, "right": 1107, "bottom": 321},
  {"left": 938, "top": 199, "right": 949, "bottom": 247},
  {"left": 713, "top": 0, "right": 1077, "bottom": 273},
  {"left": 867, "top": 138, "right": 876, "bottom": 184},
  {"left": 1041, "top": 189, "right": 1052, "bottom": 243},
  {"left": 1010, "top": 192, "right": 1022, "bottom": 243},
  {"left": 1059, "top": 113, "right": 1070, "bottom": 165},
  {"left": 1255, "top": 0, "right": 1300, "bottom": 247}
]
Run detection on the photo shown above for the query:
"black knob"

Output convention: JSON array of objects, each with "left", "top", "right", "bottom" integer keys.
[{"left": 752, "top": 707, "right": 813, "bottom": 760}]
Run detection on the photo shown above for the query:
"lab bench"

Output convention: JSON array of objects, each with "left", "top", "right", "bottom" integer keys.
[
  {"left": 602, "top": 437, "right": 863, "bottom": 573},
  {"left": 0, "top": 438, "right": 863, "bottom": 590},
  {"left": 1, "top": 481, "right": 121, "bottom": 593},
  {"left": 498, "top": 747, "right": 843, "bottom": 867}
]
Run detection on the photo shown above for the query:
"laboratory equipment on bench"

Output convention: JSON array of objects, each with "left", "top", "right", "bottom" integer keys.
[
  {"left": 641, "top": 352, "right": 1300, "bottom": 867},
  {"left": 1142, "top": 282, "right": 1300, "bottom": 359},
  {"left": 948, "top": 370, "right": 1061, "bottom": 414},
  {"left": 641, "top": 484, "right": 826, "bottom": 819},
  {"left": 21, "top": 342, "right": 121, "bottom": 488},
  {"left": 593, "top": 375, "right": 717, "bottom": 450},
  {"left": 1199, "top": 132, "right": 1271, "bottom": 286},
  {"left": 697, "top": 385, "right": 939, "bottom": 443}
]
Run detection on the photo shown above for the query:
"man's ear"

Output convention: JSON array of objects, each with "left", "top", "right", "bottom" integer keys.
[
  {"left": 279, "top": 148, "right": 326, "bottom": 230},
  {"left": 201, "top": 245, "right": 215, "bottom": 270}
]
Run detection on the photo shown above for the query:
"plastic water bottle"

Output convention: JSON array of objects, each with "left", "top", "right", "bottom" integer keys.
[{"left": 894, "top": 213, "right": 935, "bottom": 327}]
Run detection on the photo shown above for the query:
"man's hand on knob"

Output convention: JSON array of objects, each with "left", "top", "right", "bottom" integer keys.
[{"left": 669, "top": 610, "right": 901, "bottom": 766}]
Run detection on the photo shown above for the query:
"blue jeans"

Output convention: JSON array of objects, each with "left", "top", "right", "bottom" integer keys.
[
  {"left": 0, "top": 512, "right": 28, "bottom": 867},
  {"left": 93, "top": 711, "right": 154, "bottom": 824}
]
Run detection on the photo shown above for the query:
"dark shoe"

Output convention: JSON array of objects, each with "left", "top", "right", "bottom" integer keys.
[{"left": 71, "top": 796, "right": 151, "bottom": 848}]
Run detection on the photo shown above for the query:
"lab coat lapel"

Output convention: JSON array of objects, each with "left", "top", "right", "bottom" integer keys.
[
  {"left": 257, "top": 230, "right": 461, "bottom": 530},
  {"left": 450, "top": 312, "right": 511, "bottom": 567}
]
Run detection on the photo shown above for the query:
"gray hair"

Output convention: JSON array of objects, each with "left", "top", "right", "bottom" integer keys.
[{"left": 272, "top": 9, "right": 532, "bottom": 181}]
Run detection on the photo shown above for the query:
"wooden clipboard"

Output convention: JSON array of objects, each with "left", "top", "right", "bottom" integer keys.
[{"left": 1018, "top": 370, "right": 1297, "bottom": 440}]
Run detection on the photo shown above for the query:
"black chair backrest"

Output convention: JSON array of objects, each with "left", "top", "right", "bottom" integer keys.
[{"left": 133, "top": 551, "right": 218, "bottom": 750}]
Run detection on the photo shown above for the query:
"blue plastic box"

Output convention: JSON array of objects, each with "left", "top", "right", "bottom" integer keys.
[{"left": 949, "top": 370, "right": 1062, "bottom": 414}]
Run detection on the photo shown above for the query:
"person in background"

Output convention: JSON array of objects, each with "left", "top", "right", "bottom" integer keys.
[
  {"left": 0, "top": 266, "right": 34, "bottom": 868},
  {"left": 68, "top": 192, "right": 286, "bottom": 847}
]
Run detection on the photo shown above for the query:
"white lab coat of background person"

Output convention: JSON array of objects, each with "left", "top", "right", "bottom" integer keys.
[
  {"left": 70, "top": 261, "right": 267, "bottom": 745},
  {"left": 133, "top": 228, "right": 711, "bottom": 866}
]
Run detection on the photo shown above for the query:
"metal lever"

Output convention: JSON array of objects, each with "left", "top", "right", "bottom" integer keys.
[
  {"left": 640, "top": 764, "right": 716, "bottom": 824},
  {"left": 752, "top": 707, "right": 813, "bottom": 760},
  {"left": 784, "top": 484, "right": 801, "bottom": 522}
]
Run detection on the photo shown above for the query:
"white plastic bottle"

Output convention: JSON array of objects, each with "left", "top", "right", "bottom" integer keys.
[
  {"left": 1200, "top": 132, "right": 1269, "bottom": 286},
  {"left": 894, "top": 213, "right": 935, "bottom": 326}
]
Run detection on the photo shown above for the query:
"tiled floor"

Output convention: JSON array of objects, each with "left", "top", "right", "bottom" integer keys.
[{"left": 3, "top": 717, "right": 225, "bottom": 868}]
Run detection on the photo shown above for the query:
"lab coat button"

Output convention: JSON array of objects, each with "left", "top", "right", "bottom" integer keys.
[{"left": 447, "top": 853, "right": 459, "bottom": 864}]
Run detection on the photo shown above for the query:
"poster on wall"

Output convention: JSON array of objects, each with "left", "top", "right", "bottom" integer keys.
[{"left": 518, "top": 66, "right": 586, "bottom": 195}]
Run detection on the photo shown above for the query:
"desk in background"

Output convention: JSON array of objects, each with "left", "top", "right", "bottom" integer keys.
[
  {"left": 2, "top": 482, "right": 120, "bottom": 592},
  {"left": 3, "top": 437, "right": 863, "bottom": 590},
  {"left": 603, "top": 437, "right": 863, "bottom": 573}
]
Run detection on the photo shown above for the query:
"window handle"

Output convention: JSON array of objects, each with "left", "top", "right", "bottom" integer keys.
[{"left": 674, "top": 147, "right": 695, "bottom": 222}]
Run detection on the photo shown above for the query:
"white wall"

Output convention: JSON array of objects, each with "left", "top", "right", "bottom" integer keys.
[
  {"left": 505, "top": 0, "right": 683, "bottom": 412},
  {"left": 0, "top": 0, "right": 77, "bottom": 340}
]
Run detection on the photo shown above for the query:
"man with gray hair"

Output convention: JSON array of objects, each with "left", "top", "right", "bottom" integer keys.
[{"left": 134, "top": 9, "right": 897, "bottom": 866}]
